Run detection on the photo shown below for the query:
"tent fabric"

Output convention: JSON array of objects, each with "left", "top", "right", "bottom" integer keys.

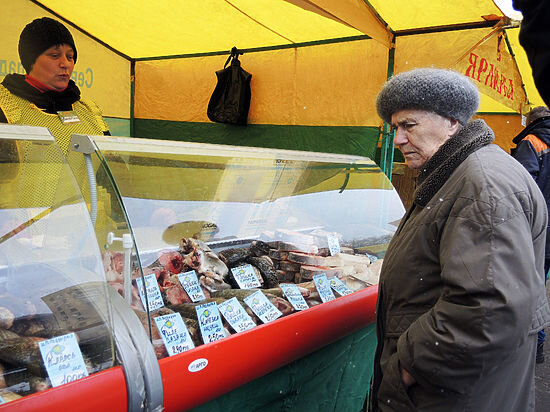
[
  {"left": 25, "top": 0, "right": 543, "bottom": 113},
  {"left": 3, "top": 0, "right": 545, "bottom": 159},
  {"left": 134, "top": 39, "right": 388, "bottom": 126},
  {"left": 134, "top": 119, "right": 381, "bottom": 159}
]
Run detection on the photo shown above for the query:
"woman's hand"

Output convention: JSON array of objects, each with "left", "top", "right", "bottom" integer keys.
[{"left": 400, "top": 366, "right": 416, "bottom": 388}]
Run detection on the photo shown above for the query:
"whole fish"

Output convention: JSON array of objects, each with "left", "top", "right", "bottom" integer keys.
[
  {"left": 0, "top": 329, "right": 45, "bottom": 377},
  {"left": 247, "top": 256, "right": 279, "bottom": 288}
]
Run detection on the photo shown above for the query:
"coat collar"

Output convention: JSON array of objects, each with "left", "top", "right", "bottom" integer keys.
[{"left": 414, "top": 119, "right": 494, "bottom": 207}]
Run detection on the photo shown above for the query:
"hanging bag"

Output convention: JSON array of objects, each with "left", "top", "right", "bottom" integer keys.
[{"left": 207, "top": 47, "right": 252, "bottom": 125}]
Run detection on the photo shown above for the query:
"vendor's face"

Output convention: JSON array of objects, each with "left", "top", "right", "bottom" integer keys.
[
  {"left": 391, "top": 109, "right": 460, "bottom": 170},
  {"left": 29, "top": 44, "right": 74, "bottom": 91}
]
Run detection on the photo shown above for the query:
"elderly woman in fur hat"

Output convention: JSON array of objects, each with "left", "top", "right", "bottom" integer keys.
[
  {"left": 0, "top": 17, "right": 109, "bottom": 155},
  {"left": 368, "top": 68, "right": 550, "bottom": 412}
]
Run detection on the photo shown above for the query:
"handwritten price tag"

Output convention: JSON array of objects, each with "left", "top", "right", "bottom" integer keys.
[
  {"left": 218, "top": 297, "right": 256, "bottom": 333},
  {"left": 38, "top": 333, "right": 89, "bottom": 387},
  {"left": 329, "top": 277, "right": 353, "bottom": 296},
  {"left": 177, "top": 270, "right": 206, "bottom": 302},
  {"left": 231, "top": 264, "right": 262, "bottom": 289},
  {"left": 327, "top": 234, "right": 341, "bottom": 256},
  {"left": 244, "top": 290, "right": 283, "bottom": 323},
  {"left": 154, "top": 313, "right": 195, "bottom": 355},
  {"left": 280, "top": 283, "right": 308, "bottom": 311},
  {"left": 196, "top": 302, "right": 226, "bottom": 344},
  {"left": 313, "top": 273, "right": 336, "bottom": 303},
  {"left": 136, "top": 273, "right": 164, "bottom": 311}
]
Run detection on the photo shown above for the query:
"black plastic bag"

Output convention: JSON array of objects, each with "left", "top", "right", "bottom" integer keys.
[{"left": 207, "top": 48, "right": 252, "bottom": 125}]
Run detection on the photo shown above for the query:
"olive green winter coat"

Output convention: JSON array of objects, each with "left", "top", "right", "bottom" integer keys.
[{"left": 371, "top": 120, "right": 550, "bottom": 411}]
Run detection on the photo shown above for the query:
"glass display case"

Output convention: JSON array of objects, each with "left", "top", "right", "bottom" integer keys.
[
  {"left": 0, "top": 125, "right": 405, "bottom": 411},
  {"left": 66, "top": 134, "right": 405, "bottom": 411},
  {"left": 0, "top": 125, "right": 161, "bottom": 411}
]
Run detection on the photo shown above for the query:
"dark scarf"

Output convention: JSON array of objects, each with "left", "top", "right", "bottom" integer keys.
[
  {"left": 1, "top": 73, "right": 80, "bottom": 114},
  {"left": 414, "top": 119, "right": 495, "bottom": 207}
]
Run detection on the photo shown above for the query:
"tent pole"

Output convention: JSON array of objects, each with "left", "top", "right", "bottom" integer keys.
[
  {"left": 130, "top": 60, "right": 135, "bottom": 137},
  {"left": 380, "top": 46, "right": 395, "bottom": 180}
]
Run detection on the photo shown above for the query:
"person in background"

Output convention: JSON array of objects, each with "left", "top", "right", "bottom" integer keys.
[
  {"left": 0, "top": 17, "right": 109, "bottom": 156},
  {"left": 369, "top": 68, "right": 550, "bottom": 411},
  {"left": 512, "top": 0, "right": 550, "bottom": 107},
  {"left": 512, "top": 106, "right": 550, "bottom": 364}
]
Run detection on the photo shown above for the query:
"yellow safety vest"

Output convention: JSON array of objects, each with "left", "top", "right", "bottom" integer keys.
[
  {"left": 0, "top": 85, "right": 109, "bottom": 208},
  {"left": 0, "top": 84, "right": 109, "bottom": 156}
]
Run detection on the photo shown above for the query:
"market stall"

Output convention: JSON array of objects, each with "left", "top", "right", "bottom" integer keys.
[{"left": 0, "top": 125, "right": 405, "bottom": 409}]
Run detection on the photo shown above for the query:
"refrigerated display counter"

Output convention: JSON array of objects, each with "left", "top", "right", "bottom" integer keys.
[
  {"left": 66, "top": 134, "right": 405, "bottom": 410},
  {"left": 0, "top": 125, "right": 405, "bottom": 410}
]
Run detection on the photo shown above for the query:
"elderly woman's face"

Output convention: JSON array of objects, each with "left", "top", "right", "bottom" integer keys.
[
  {"left": 29, "top": 44, "right": 75, "bottom": 91},
  {"left": 391, "top": 109, "right": 460, "bottom": 170}
]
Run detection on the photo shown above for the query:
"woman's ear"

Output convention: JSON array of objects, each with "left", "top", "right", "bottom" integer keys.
[{"left": 448, "top": 118, "right": 461, "bottom": 136}]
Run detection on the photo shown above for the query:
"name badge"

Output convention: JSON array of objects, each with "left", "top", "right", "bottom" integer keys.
[{"left": 57, "top": 110, "right": 81, "bottom": 124}]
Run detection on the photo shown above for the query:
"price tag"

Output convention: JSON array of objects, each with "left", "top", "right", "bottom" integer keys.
[
  {"left": 38, "top": 332, "right": 89, "bottom": 387},
  {"left": 365, "top": 253, "right": 378, "bottom": 263},
  {"left": 0, "top": 395, "right": 5, "bottom": 404},
  {"left": 218, "top": 297, "right": 256, "bottom": 333},
  {"left": 154, "top": 313, "right": 195, "bottom": 355},
  {"left": 329, "top": 277, "right": 353, "bottom": 296},
  {"left": 177, "top": 270, "right": 206, "bottom": 302},
  {"left": 244, "top": 290, "right": 283, "bottom": 323},
  {"left": 327, "top": 234, "right": 340, "bottom": 255},
  {"left": 280, "top": 283, "right": 309, "bottom": 311},
  {"left": 195, "top": 301, "right": 226, "bottom": 344},
  {"left": 313, "top": 273, "right": 336, "bottom": 303},
  {"left": 231, "top": 264, "right": 262, "bottom": 289},
  {"left": 136, "top": 274, "right": 165, "bottom": 311}
]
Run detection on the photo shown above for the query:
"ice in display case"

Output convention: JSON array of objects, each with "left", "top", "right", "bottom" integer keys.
[
  {"left": 65, "top": 134, "right": 406, "bottom": 410},
  {"left": 0, "top": 125, "right": 162, "bottom": 411}
]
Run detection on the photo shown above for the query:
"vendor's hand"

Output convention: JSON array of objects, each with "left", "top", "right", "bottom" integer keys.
[{"left": 400, "top": 366, "right": 416, "bottom": 388}]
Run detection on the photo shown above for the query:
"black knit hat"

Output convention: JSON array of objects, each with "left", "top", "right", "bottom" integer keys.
[
  {"left": 376, "top": 68, "right": 479, "bottom": 125},
  {"left": 18, "top": 17, "right": 77, "bottom": 73}
]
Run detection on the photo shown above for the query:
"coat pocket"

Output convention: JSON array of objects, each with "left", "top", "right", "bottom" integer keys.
[{"left": 377, "top": 353, "right": 417, "bottom": 411}]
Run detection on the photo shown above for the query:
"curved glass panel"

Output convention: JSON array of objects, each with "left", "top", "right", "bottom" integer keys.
[
  {"left": 90, "top": 136, "right": 405, "bottom": 359},
  {"left": 0, "top": 126, "right": 115, "bottom": 403}
]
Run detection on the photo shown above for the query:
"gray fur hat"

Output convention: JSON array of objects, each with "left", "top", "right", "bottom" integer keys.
[{"left": 376, "top": 68, "right": 480, "bottom": 125}]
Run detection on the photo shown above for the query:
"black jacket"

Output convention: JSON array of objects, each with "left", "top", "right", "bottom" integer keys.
[
  {"left": 513, "top": 0, "right": 550, "bottom": 106},
  {"left": 0, "top": 73, "right": 81, "bottom": 122}
]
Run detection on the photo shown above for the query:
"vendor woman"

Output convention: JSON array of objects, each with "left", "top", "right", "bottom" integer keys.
[{"left": 0, "top": 17, "right": 109, "bottom": 155}]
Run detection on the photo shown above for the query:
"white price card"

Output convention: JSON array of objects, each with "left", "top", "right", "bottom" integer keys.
[
  {"left": 38, "top": 332, "right": 89, "bottom": 387},
  {"left": 365, "top": 253, "right": 378, "bottom": 262},
  {"left": 244, "top": 290, "right": 283, "bottom": 323},
  {"left": 313, "top": 273, "right": 336, "bottom": 303},
  {"left": 0, "top": 395, "right": 5, "bottom": 404},
  {"left": 329, "top": 277, "right": 353, "bottom": 296},
  {"left": 154, "top": 313, "right": 195, "bottom": 355},
  {"left": 231, "top": 264, "right": 262, "bottom": 289},
  {"left": 136, "top": 273, "right": 165, "bottom": 311},
  {"left": 280, "top": 283, "right": 309, "bottom": 311},
  {"left": 218, "top": 297, "right": 256, "bottom": 333},
  {"left": 327, "top": 234, "right": 341, "bottom": 256},
  {"left": 177, "top": 270, "right": 206, "bottom": 302},
  {"left": 196, "top": 301, "right": 226, "bottom": 344}
]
